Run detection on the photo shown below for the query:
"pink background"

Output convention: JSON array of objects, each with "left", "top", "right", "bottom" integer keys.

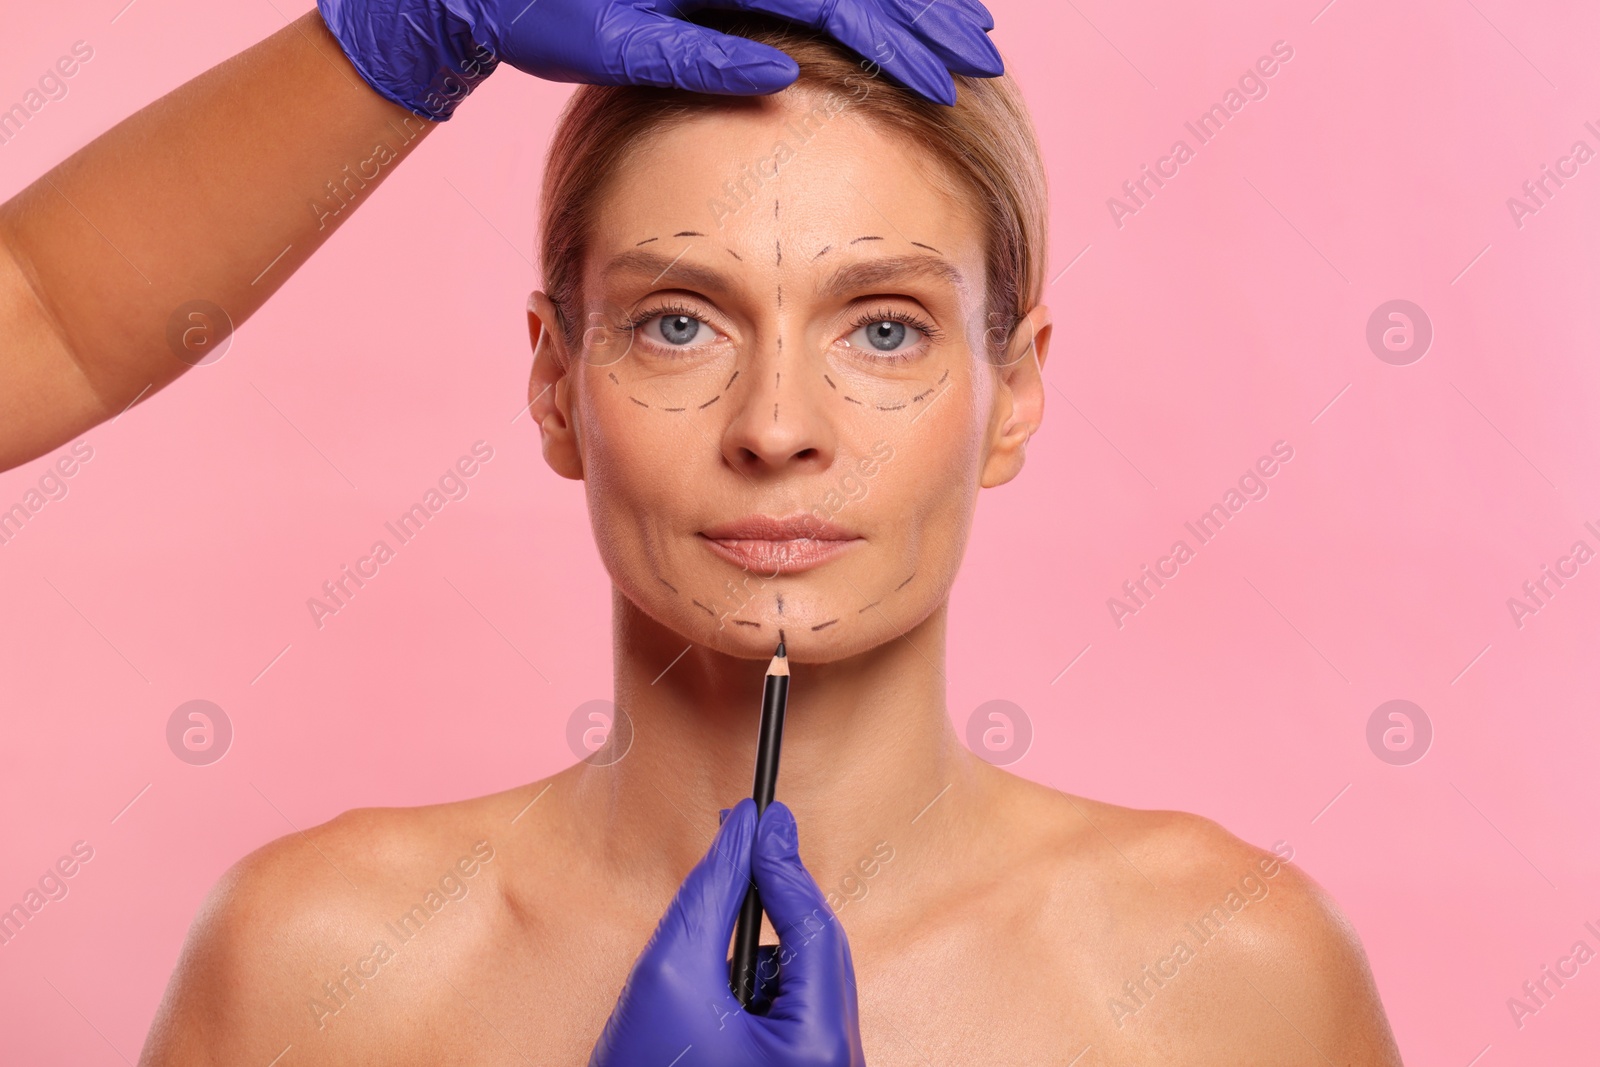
[{"left": 3, "top": 0, "right": 1598, "bottom": 1062}]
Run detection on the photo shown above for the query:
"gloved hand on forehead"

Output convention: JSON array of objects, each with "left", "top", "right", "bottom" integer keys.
[{"left": 317, "top": 0, "right": 1004, "bottom": 121}]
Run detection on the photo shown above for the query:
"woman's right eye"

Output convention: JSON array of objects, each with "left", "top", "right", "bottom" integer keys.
[{"left": 642, "top": 312, "right": 716, "bottom": 348}]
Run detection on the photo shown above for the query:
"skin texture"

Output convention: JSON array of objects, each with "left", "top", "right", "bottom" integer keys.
[{"left": 140, "top": 92, "right": 1405, "bottom": 1065}]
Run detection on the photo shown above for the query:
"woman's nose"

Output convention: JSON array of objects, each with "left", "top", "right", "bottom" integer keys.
[{"left": 719, "top": 347, "right": 836, "bottom": 476}]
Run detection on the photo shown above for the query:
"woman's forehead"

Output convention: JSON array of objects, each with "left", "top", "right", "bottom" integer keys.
[{"left": 590, "top": 99, "right": 986, "bottom": 273}]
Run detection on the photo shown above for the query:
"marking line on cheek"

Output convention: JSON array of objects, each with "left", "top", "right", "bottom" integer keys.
[
  {"left": 844, "top": 395, "right": 863, "bottom": 405},
  {"left": 841, "top": 573, "right": 948, "bottom": 683},
  {"left": 630, "top": 397, "right": 649, "bottom": 408},
  {"left": 727, "top": 248, "right": 743, "bottom": 261},
  {"left": 698, "top": 394, "right": 721, "bottom": 410},
  {"left": 908, "top": 381, "right": 952, "bottom": 426},
  {"left": 608, "top": 372, "right": 620, "bottom": 385},
  {"left": 875, "top": 403, "right": 906, "bottom": 412},
  {"left": 658, "top": 576, "right": 679, "bottom": 594},
  {"left": 811, "top": 619, "right": 839, "bottom": 631},
  {"left": 857, "top": 601, "right": 880, "bottom": 613},
  {"left": 726, "top": 370, "right": 740, "bottom": 390},
  {"left": 823, "top": 374, "right": 837, "bottom": 389},
  {"left": 674, "top": 231, "right": 705, "bottom": 237},
  {"left": 691, "top": 599, "right": 717, "bottom": 617},
  {"left": 733, "top": 619, "right": 763, "bottom": 629},
  {"left": 896, "top": 572, "right": 916, "bottom": 590},
  {"left": 813, "top": 245, "right": 832, "bottom": 260},
  {"left": 776, "top": 594, "right": 784, "bottom": 615}
]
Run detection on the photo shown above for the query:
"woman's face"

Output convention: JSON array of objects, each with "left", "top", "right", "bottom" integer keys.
[{"left": 530, "top": 91, "right": 1049, "bottom": 663}]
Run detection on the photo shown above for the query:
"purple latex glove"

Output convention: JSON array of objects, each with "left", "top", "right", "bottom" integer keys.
[
  {"left": 589, "top": 797, "right": 866, "bottom": 1066},
  {"left": 317, "top": 0, "right": 1002, "bottom": 120}
]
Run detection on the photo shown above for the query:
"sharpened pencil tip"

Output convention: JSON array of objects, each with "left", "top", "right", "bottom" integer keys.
[{"left": 775, "top": 639, "right": 786, "bottom": 658}]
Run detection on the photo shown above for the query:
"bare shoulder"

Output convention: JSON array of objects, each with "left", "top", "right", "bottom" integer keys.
[
  {"left": 138, "top": 779, "right": 550, "bottom": 1067},
  {"left": 1001, "top": 778, "right": 1404, "bottom": 1064}
]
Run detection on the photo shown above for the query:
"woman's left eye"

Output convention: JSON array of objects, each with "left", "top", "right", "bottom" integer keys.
[
  {"left": 845, "top": 319, "right": 925, "bottom": 354},
  {"left": 643, "top": 312, "right": 716, "bottom": 347}
]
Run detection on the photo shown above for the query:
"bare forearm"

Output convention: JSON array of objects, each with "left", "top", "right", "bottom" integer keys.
[{"left": 0, "top": 8, "right": 435, "bottom": 470}]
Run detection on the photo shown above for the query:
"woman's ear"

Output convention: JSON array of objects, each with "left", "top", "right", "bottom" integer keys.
[
  {"left": 527, "top": 291, "right": 584, "bottom": 481},
  {"left": 979, "top": 303, "right": 1052, "bottom": 489}
]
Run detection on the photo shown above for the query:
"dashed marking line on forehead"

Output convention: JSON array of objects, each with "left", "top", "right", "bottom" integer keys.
[
  {"left": 605, "top": 249, "right": 967, "bottom": 301},
  {"left": 850, "top": 235, "right": 884, "bottom": 244},
  {"left": 911, "top": 242, "right": 942, "bottom": 254},
  {"left": 635, "top": 236, "right": 659, "bottom": 246},
  {"left": 813, "top": 245, "right": 832, "bottom": 260},
  {"left": 674, "top": 231, "right": 705, "bottom": 237}
]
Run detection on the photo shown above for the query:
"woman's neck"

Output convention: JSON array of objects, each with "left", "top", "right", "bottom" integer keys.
[{"left": 571, "top": 587, "right": 990, "bottom": 918}]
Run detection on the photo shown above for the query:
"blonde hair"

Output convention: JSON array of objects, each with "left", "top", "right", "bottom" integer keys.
[{"left": 538, "top": 13, "right": 1048, "bottom": 358}]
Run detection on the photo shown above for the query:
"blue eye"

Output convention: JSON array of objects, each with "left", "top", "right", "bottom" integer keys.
[
  {"left": 847, "top": 318, "right": 924, "bottom": 353},
  {"left": 647, "top": 312, "right": 715, "bottom": 347}
]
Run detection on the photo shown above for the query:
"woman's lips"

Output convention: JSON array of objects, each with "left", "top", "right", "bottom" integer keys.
[
  {"left": 701, "top": 535, "right": 863, "bottom": 575},
  {"left": 700, "top": 515, "right": 863, "bottom": 574}
]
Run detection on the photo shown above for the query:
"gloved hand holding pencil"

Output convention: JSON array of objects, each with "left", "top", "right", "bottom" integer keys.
[{"left": 588, "top": 797, "right": 867, "bottom": 1066}]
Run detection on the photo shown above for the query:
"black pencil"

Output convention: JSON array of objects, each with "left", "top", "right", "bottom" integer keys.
[{"left": 730, "top": 639, "right": 789, "bottom": 1007}]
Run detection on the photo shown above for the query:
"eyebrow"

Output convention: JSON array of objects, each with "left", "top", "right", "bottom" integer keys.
[{"left": 602, "top": 249, "right": 968, "bottom": 300}]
